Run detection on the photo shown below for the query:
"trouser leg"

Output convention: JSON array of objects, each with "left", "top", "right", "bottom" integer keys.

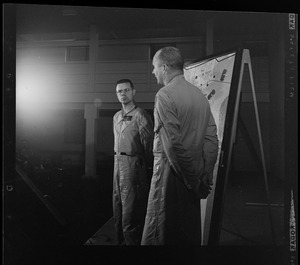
[
  {"left": 120, "top": 156, "right": 142, "bottom": 245},
  {"left": 113, "top": 155, "right": 149, "bottom": 245},
  {"left": 121, "top": 182, "right": 140, "bottom": 245},
  {"left": 112, "top": 158, "right": 125, "bottom": 245}
]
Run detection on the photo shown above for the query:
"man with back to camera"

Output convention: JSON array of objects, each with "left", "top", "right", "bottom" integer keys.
[
  {"left": 141, "top": 47, "right": 219, "bottom": 245},
  {"left": 113, "top": 79, "right": 154, "bottom": 245}
]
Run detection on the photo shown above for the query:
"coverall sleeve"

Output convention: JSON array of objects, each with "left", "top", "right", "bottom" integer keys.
[
  {"left": 155, "top": 92, "right": 198, "bottom": 189},
  {"left": 203, "top": 114, "right": 219, "bottom": 178},
  {"left": 138, "top": 111, "right": 154, "bottom": 168}
]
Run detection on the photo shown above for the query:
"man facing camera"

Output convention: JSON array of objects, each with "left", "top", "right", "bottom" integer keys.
[{"left": 113, "top": 79, "right": 154, "bottom": 245}]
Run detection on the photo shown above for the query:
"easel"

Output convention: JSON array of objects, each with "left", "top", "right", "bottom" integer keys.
[
  {"left": 15, "top": 164, "right": 67, "bottom": 226},
  {"left": 207, "top": 49, "right": 276, "bottom": 245}
]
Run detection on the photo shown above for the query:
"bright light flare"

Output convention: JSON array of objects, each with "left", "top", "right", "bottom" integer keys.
[{"left": 16, "top": 64, "right": 62, "bottom": 122}]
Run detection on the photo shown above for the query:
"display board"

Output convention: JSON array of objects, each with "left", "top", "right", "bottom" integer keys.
[{"left": 184, "top": 47, "right": 244, "bottom": 245}]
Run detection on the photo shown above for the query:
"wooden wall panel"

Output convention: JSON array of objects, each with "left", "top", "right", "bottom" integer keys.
[
  {"left": 58, "top": 63, "right": 89, "bottom": 74},
  {"left": 95, "top": 83, "right": 148, "bottom": 93},
  {"left": 60, "top": 74, "right": 89, "bottom": 84},
  {"left": 95, "top": 73, "right": 147, "bottom": 83},
  {"left": 95, "top": 61, "right": 148, "bottom": 73}
]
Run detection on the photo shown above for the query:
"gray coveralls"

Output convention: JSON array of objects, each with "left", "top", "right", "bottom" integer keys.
[
  {"left": 113, "top": 106, "right": 153, "bottom": 245},
  {"left": 141, "top": 75, "right": 218, "bottom": 245}
]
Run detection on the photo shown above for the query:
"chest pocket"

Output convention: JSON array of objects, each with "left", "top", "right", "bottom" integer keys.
[
  {"left": 119, "top": 115, "right": 142, "bottom": 154},
  {"left": 121, "top": 115, "right": 136, "bottom": 133}
]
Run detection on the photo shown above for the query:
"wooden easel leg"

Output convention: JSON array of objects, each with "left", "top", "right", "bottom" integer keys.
[
  {"left": 238, "top": 116, "right": 263, "bottom": 172},
  {"left": 246, "top": 58, "right": 277, "bottom": 245}
]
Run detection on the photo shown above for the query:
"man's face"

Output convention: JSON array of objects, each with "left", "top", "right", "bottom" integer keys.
[
  {"left": 152, "top": 54, "right": 165, "bottom": 85},
  {"left": 116, "top": 82, "right": 135, "bottom": 105}
]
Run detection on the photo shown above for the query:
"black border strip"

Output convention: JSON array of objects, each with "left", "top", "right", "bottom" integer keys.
[
  {"left": 3, "top": 4, "right": 16, "bottom": 183},
  {"left": 284, "top": 13, "right": 298, "bottom": 265}
]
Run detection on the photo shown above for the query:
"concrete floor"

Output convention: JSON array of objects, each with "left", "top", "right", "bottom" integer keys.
[
  {"left": 4, "top": 165, "right": 288, "bottom": 265},
  {"left": 219, "top": 172, "right": 285, "bottom": 246},
  {"left": 85, "top": 171, "right": 285, "bottom": 246},
  {"left": 4, "top": 164, "right": 113, "bottom": 264}
]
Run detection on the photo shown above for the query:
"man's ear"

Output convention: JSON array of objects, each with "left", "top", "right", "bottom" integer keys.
[{"left": 162, "top": 64, "right": 167, "bottom": 74}]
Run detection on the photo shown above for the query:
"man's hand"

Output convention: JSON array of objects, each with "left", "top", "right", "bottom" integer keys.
[
  {"left": 191, "top": 174, "right": 213, "bottom": 200},
  {"left": 199, "top": 174, "right": 213, "bottom": 199}
]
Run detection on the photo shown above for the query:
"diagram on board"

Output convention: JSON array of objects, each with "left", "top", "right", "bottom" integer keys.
[{"left": 184, "top": 52, "right": 235, "bottom": 145}]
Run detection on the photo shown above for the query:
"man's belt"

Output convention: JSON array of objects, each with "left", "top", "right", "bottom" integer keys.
[{"left": 114, "top": 152, "right": 136, "bottom": 156}]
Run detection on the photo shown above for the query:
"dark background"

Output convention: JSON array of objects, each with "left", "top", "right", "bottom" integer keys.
[{"left": 3, "top": 3, "right": 297, "bottom": 265}]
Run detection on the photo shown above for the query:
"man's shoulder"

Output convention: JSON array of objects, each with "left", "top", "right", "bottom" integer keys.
[
  {"left": 113, "top": 110, "right": 122, "bottom": 119},
  {"left": 156, "top": 86, "right": 170, "bottom": 99},
  {"left": 134, "top": 107, "right": 152, "bottom": 123},
  {"left": 135, "top": 107, "right": 151, "bottom": 117}
]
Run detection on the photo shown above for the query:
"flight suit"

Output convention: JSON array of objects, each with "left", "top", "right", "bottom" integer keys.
[
  {"left": 113, "top": 106, "right": 153, "bottom": 245},
  {"left": 141, "top": 75, "right": 218, "bottom": 245}
]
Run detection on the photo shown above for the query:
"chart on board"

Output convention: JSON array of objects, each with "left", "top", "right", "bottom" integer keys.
[{"left": 184, "top": 52, "right": 236, "bottom": 144}]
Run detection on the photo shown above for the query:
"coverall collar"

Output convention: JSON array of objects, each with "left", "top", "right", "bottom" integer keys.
[
  {"left": 121, "top": 105, "right": 137, "bottom": 117},
  {"left": 165, "top": 73, "right": 184, "bottom": 85}
]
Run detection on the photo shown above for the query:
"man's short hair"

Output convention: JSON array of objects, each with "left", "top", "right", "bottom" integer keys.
[
  {"left": 156, "top": 47, "right": 184, "bottom": 71},
  {"left": 116, "top": 79, "right": 134, "bottom": 89}
]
